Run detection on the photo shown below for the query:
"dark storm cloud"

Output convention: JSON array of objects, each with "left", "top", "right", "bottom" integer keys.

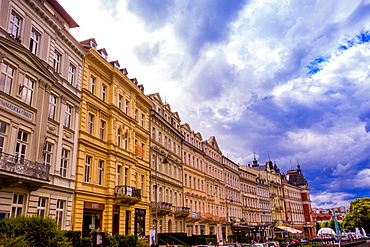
[
  {"left": 126, "top": 0, "right": 175, "bottom": 30},
  {"left": 174, "top": 0, "right": 248, "bottom": 58},
  {"left": 127, "top": 0, "right": 248, "bottom": 58}
]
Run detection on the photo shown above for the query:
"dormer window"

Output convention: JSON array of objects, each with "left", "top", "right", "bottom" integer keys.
[
  {"left": 120, "top": 68, "right": 128, "bottom": 75},
  {"left": 98, "top": 48, "right": 108, "bottom": 60},
  {"left": 90, "top": 40, "right": 97, "bottom": 50},
  {"left": 131, "top": 78, "right": 138, "bottom": 85},
  {"left": 110, "top": 60, "right": 120, "bottom": 68}
]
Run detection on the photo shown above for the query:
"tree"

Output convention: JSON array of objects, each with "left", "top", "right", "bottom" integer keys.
[{"left": 342, "top": 198, "right": 370, "bottom": 233}]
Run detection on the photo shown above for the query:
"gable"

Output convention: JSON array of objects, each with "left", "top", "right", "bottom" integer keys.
[
  {"left": 0, "top": 36, "right": 58, "bottom": 82},
  {"left": 207, "top": 136, "right": 221, "bottom": 152}
]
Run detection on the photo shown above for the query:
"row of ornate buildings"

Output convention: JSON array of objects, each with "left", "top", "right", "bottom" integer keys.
[{"left": 0, "top": 0, "right": 315, "bottom": 242}]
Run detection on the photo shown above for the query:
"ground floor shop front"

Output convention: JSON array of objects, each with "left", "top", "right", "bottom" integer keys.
[{"left": 72, "top": 194, "right": 150, "bottom": 237}]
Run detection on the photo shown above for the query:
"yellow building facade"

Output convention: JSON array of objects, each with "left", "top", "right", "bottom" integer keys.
[{"left": 72, "top": 39, "right": 153, "bottom": 237}]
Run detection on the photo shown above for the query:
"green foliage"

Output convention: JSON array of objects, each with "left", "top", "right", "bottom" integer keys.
[
  {"left": 103, "top": 234, "right": 118, "bottom": 247},
  {"left": 81, "top": 236, "right": 92, "bottom": 247},
  {"left": 308, "top": 244, "right": 325, "bottom": 247},
  {"left": 343, "top": 198, "right": 370, "bottom": 232},
  {"left": 114, "top": 234, "right": 138, "bottom": 247},
  {"left": 64, "top": 231, "right": 82, "bottom": 247},
  {"left": 0, "top": 216, "right": 70, "bottom": 247},
  {"left": 137, "top": 238, "right": 150, "bottom": 247}
]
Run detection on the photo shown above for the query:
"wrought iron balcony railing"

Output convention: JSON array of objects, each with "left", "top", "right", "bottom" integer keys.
[
  {"left": 152, "top": 202, "right": 172, "bottom": 210},
  {"left": 0, "top": 152, "right": 50, "bottom": 180},
  {"left": 175, "top": 206, "right": 190, "bottom": 213},
  {"left": 114, "top": 185, "right": 142, "bottom": 199}
]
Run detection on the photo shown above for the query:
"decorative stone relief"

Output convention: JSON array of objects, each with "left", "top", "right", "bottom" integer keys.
[
  {"left": 60, "top": 95, "right": 67, "bottom": 104},
  {"left": 47, "top": 123, "right": 57, "bottom": 134},
  {"left": 64, "top": 130, "right": 72, "bottom": 140},
  {"left": 0, "top": 52, "right": 6, "bottom": 62},
  {"left": 87, "top": 104, "right": 98, "bottom": 114}
]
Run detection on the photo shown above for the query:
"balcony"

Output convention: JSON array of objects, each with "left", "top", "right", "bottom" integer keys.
[
  {"left": 114, "top": 185, "right": 141, "bottom": 205},
  {"left": 198, "top": 212, "right": 214, "bottom": 223},
  {"left": 219, "top": 216, "right": 227, "bottom": 222},
  {"left": 0, "top": 152, "right": 50, "bottom": 189},
  {"left": 185, "top": 211, "right": 201, "bottom": 223},
  {"left": 275, "top": 206, "right": 284, "bottom": 211},
  {"left": 174, "top": 206, "right": 190, "bottom": 217},
  {"left": 151, "top": 202, "right": 172, "bottom": 215}
]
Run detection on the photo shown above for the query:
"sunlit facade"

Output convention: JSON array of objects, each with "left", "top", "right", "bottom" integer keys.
[
  {"left": 148, "top": 93, "right": 186, "bottom": 235},
  {"left": 0, "top": 0, "right": 84, "bottom": 229},
  {"left": 73, "top": 38, "right": 153, "bottom": 236}
]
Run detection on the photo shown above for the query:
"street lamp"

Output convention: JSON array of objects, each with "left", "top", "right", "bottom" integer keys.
[
  {"left": 154, "top": 147, "right": 168, "bottom": 244},
  {"left": 225, "top": 192, "right": 234, "bottom": 242}
]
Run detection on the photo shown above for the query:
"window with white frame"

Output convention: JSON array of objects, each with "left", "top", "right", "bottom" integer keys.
[
  {"left": 124, "top": 167, "right": 128, "bottom": 186},
  {"left": 11, "top": 194, "right": 25, "bottom": 217},
  {"left": 56, "top": 200, "right": 65, "bottom": 227},
  {"left": 0, "top": 63, "right": 14, "bottom": 94},
  {"left": 37, "top": 197, "right": 47, "bottom": 217},
  {"left": 98, "top": 160, "right": 104, "bottom": 186},
  {"left": 125, "top": 100, "right": 129, "bottom": 115},
  {"left": 0, "top": 122, "right": 8, "bottom": 153},
  {"left": 152, "top": 127, "right": 155, "bottom": 140},
  {"left": 141, "top": 174, "right": 144, "bottom": 195},
  {"left": 100, "top": 120, "right": 105, "bottom": 140},
  {"left": 117, "top": 165, "right": 122, "bottom": 185},
  {"left": 29, "top": 29, "right": 40, "bottom": 55},
  {"left": 118, "top": 94, "right": 122, "bottom": 110},
  {"left": 68, "top": 64, "right": 76, "bottom": 85},
  {"left": 90, "top": 76, "right": 95, "bottom": 94},
  {"left": 21, "top": 77, "right": 34, "bottom": 105},
  {"left": 85, "top": 155, "right": 91, "bottom": 183},
  {"left": 141, "top": 114, "right": 145, "bottom": 128},
  {"left": 64, "top": 105, "right": 72, "bottom": 128},
  {"left": 124, "top": 133, "right": 128, "bottom": 150},
  {"left": 117, "top": 129, "right": 121, "bottom": 147},
  {"left": 53, "top": 51, "right": 61, "bottom": 73},
  {"left": 15, "top": 130, "right": 28, "bottom": 160},
  {"left": 88, "top": 113, "right": 94, "bottom": 135},
  {"left": 43, "top": 142, "right": 53, "bottom": 167},
  {"left": 102, "top": 84, "right": 107, "bottom": 102},
  {"left": 48, "top": 94, "right": 57, "bottom": 119},
  {"left": 134, "top": 109, "right": 138, "bottom": 121},
  {"left": 60, "top": 148, "right": 68, "bottom": 177},
  {"left": 8, "top": 11, "right": 21, "bottom": 38}
]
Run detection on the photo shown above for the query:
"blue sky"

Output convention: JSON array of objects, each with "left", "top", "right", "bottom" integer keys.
[{"left": 59, "top": 0, "right": 370, "bottom": 208}]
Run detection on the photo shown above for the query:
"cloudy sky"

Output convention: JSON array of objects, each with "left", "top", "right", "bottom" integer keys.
[{"left": 59, "top": 0, "right": 370, "bottom": 208}]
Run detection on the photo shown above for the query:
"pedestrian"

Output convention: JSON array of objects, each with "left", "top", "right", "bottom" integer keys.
[
  {"left": 170, "top": 242, "right": 177, "bottom": 247},
  {"left": 219, "top": 240, "right": 224, "bottom": 246}
]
